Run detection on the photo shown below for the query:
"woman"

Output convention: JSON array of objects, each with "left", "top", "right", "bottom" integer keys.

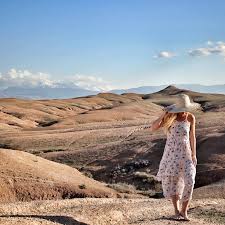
[{"left": 150, "top": 94, "right": 199, "bottom": 221}]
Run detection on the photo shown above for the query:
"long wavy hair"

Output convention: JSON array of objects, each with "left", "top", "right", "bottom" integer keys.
[{"left": 161, "top": 112, "right": 178, "bottom": 133}]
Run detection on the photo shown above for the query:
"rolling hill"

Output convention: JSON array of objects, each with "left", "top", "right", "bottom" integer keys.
[{"left": 0, "top": 85, "right": 224, "bottom": 201}]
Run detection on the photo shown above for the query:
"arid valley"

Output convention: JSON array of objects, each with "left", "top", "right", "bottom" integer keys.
[{"left": 0, "top": 85, "right": 225, "bottom": 224}]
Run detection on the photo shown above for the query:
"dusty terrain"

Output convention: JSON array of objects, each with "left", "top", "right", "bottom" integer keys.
[
  {"left": 0, "top": 86, "right": 224, "bottom": 195},
  {"left": 0, "top": 85, "right": 225, "bottom": 224},
  {"left": 0, "top": 149, "right": 119, "bottom": 202},
  {"left": 0, "top": 198, "right": 224, "bottom": 225}
]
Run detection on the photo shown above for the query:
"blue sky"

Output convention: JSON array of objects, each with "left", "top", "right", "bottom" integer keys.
[{"left": 0, "top": 0, "right": 225, "bottom": 90}]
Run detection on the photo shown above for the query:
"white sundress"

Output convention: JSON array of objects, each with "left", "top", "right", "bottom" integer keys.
[{"left": 156, "top": 119, "right": 196, "bottom": 201}]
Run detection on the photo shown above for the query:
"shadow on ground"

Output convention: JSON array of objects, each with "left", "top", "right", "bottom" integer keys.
[{"left": 0, "top": 215, "right": 89, "bottom": 225}]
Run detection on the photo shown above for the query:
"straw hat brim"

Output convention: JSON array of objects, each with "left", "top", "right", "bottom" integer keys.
[
  {"left": 165, "top": 103, "right": 201, "bottom": 113},
  {"left": 167, "top": 107, "right": 188, "bottom": 113}
]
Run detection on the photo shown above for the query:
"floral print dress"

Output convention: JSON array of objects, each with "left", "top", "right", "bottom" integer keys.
[{"left": 156, "top": 119, "right": 196, "bottom": 201}]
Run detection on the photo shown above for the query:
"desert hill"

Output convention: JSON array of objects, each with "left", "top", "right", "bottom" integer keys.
[
  {"left": 0, "top": 149, "right": 118, "bottom": 203},
  {"left": 144, "top": 85, "right": 225, "bottom": 111},
  {"left": 0, "top": 85, "right": 225, "bottom": 131},
  {"left": 0, "top": 92, "right": 145, "bottom": 131},
  {"left": 0, "top": 85, "right": 225, "bottom": 200}
]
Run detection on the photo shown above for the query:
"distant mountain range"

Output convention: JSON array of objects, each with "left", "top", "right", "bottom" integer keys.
[
  {"left": 0, "top": 86, "right": 98, "bottom": 99},
  {"left": 109, "top": 84, "right": 225, "bottom": 95},
  {"left": 0, "top": 84, "right": 224, "bottom": 99}
]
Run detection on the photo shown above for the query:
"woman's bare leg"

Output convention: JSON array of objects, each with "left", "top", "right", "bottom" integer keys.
[
  {"left": 180, "top": 199, "right": 191, "bottom": 221},
  {"left": 171, "top": 195, "right": 180, "bottom": 215},
  {"left": 180, "top": 172, "right": 195, "bottom": 221}
]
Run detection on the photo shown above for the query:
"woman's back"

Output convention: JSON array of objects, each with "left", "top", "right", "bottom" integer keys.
[{"left": 156, "top": 119, "right": 195, "bottom": 181}]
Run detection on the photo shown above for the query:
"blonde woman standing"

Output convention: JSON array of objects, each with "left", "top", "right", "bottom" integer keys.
[{"left": 150, "top": 94, "right": 200, "bottom": 221}]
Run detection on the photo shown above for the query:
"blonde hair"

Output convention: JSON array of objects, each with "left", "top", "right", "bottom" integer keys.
[{"left": 161, "top": 112, "right": 178, "bottom": 134}]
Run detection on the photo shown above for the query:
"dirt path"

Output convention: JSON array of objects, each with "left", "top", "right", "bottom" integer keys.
[{"left": 0, "top": 198, "right": 224, "bottom": 225}]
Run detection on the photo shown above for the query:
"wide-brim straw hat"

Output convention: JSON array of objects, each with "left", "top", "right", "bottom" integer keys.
[{"left": 164, "top": 94, "right": 202, "bottom": 113}]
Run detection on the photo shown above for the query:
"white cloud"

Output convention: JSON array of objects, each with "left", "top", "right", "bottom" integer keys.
[
  {"left": 188, "top": 41, "right": 225, "bottom": 59},
  {"left": 0, "top": 69, "right": 114, "bottom": 91},
  {"left": 66, "top": 74, "right": 114, "bottom": 91},
  {"left": 188, "top": 48, "right": 211, "bottom": 56},
  {"left": 0, "top": 69, "right": 55, "bottom": 89},
  {"left": 206, "top": 40, "right": 213, "bottom": 46},
  {"left": 152, "top": 41, "right": 225, "bottom": 60},
  {"left": 153, "top": 51, "right": 176, "bottom": 59}
]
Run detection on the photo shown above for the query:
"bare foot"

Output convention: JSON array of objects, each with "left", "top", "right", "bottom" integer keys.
[
  {"left": 170, "top": 210, "right": 182, "bottom": 220},
  {"left": 179, "top": 211, "right": 190, "bottom": 221}
]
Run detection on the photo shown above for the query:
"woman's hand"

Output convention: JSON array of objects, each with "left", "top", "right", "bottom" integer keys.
[
  {"left": 192, "top": 155, "right": 197, "bottom": 167},
  {"left": 161, "top": 108, "right": 169, "bottom": 117},
  {"left": 150, "top": 110, "right": 168, "bottom": 132}
]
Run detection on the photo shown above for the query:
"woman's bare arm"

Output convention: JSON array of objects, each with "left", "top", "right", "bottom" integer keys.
[
  {"left": 150, "top": 110, "right": 168, "bottom": 132},
  {"left": 189, "top": 113, "right": 197, "bottom": 163}
]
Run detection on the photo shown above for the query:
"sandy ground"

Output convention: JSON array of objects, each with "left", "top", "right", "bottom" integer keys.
[
  {"left": 0, "top": 149, "right": 118, "bottom": 202},
  {"left": 0, "top": 198, "right": 224, "bottom": 225},
  {"left": 0, "top": 86, "right": 225, "bottom": 224}
]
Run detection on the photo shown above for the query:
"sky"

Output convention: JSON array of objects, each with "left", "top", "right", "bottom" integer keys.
[{"left": 0, "top": 0, "right": 225, "bottom": 91}]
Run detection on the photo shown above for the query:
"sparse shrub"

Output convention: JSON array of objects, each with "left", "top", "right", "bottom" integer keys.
[
  {"left": 107, "top": 182, "right": 137, "bottom": 194},
  {"left": 100, "top": 105, "right": 114, "bottom": 109},
  {"left": 134, "top": 171, "right": 158, "bottom": 184},
  {"left": 134, "top": 171, "right": 153, "bottom": 178},
  {"left": 0, "top": 143, "right": 12, "bottom": 149},
  {"left": 37, "top": 120, "right": 59, "bottom": 127},
  {"left": 78, "top": 184, "right": 86, "bottom": 189},
  {"left": 82, "top": 171, "right": 93, "bottom": 178},
  {"left": 154, "top": 182, "right": 162, "bottom": 192},
  {"left": 110, "top": 160, "right": 151, "bottom": 178},
  {"left": 42, "top": 149, "right": 64, "bottom": 153},
  {"left": 137, "top": 189, "right": 156, "bottom": 197}
]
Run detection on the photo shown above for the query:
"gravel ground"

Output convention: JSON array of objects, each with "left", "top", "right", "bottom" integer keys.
[{"left": 0, "top": 198, "right": 224, "bottom": 225}]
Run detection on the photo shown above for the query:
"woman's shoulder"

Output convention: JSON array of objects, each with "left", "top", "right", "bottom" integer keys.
[{"left": 187, "top": 112, "right": 196, "bottom": 123}]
